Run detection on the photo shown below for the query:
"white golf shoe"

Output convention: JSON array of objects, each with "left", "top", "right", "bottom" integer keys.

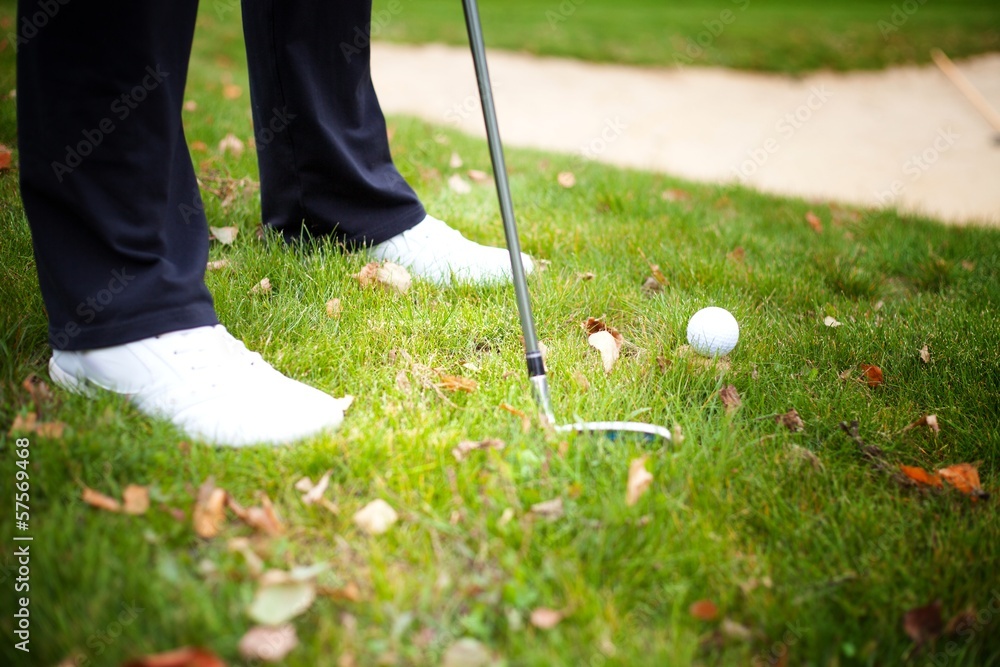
[
  {"left": 369, "top": 214, "right": 534, "bottom": 285},
  {"left": 48, "top": 325, "right": 344, "bottom": 447}
]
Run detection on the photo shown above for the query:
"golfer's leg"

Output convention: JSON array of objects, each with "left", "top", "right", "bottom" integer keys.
[
  {"left": 17, "top": 0, "right": 217, "bottom": 350},
  {"left": 241, "top": 0, "right": 533, "bottom": 284},
  {"left": 17, "top": 0, "right": 345, "bottom": 446}
]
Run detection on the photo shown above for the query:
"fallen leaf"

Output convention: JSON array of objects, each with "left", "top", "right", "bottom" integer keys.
[
  {"left": 238, "top": 624, "right": 298, "bottom": 662},
  {"left": 728, "top": 246, "right": 746, "bottom": 263},
  {"left": 248, "top": 578, "right": 316, "bottom": 626},
  {"left": 242, "top": 493, "right": 284, "bottom": 536},
  {"left": 318, "top": 581, "right": 363, "bottom": 602},
  {"left": 919, "top": 345, "right": 931, "bottom": 363},
  {"left": 672, "top": 423, "right": 685, "bottom": 444},
  {"left": 899, "top": 465, "right": 943, "bottom": 488},
  {"left": 228, "top": 537, "right": 264, "bottom": 576},
  {"left": 641, "top": 276, "right": 663, "bottom": 295},
  {"left": 442, "top": 638, "right": 491, "bottom": 667},
  {"left": 588, "top": 330, "right": 620, "bottom": 373},
  {"left": 776, "top": 409, "right": 805, "bottom": 432},
  {"left": 823, "top": 316, "right": 842, "bottom": 328},
  {"left": 449, "top": 152, "right": 463, "bottom": 169},
  {"left": 903, "top": 414, "right": 940, "bottom": 434},
  {"left": 250, "top": 277, "right": 272, "bottom": 295},
  {"left": 206, "top": 259, "right": 230, "bottom": 271},
  {"left": 943, "top": 607, "right": 978, "bottom": 636},
  {"left": 661, "top": 188, "right": 691, "bottom": 201},
  {"left": 209, "top": 226, "right": 239, "bottom": 245},
  {"left": 82, "top": 487, "right": 121, "bottom": 513},
  {"left": 9, "top": 413, "right": 35, "bottom": 434},
  {"left": 577, "top": 271, "right": 596, "bottom": 281},
  {"left": 571, "top": 372, "right": 590, "bottom": 392},
  {"left": 121, "top": 647, "right": 226, "bottom": 667},
  {"left": 0, "top": 144, "right": 11, "bottom": 170},
  {"left": 529, "top": 608, "right": 564, "bottom": 629},
  {"left": 903, "top": 600, "right": 943, "bottom": 646},
  {"left": 326, "top": 298, "right": 342, "bottom": 319},
  {"left": 557, "top": 171, "right": 576, "bottom": 188},
  {"left": 453, "top": 438, "right": 506, "bottom": 461},
  {"left": 34, "top": 421, "right": 66, "bottom": 438},
  {"left": 960, "top": 260, "right": 975, "bottom": 271},
  {"left": 21, "top": 374, "right": 53, "bottom": 406},
  {"left": 374, "top": 261, "right": 412, "bottom": 292},
  {"left": 530, "top": 497, "right": 564, "bottom": 520},
  {"left": 937, "top": 463, "right": 988, "bottom": 500},
  {"left": 719, "top": 385, "right": 741, "bottom": 413},
  {"left": 123, "top": 484, "right": 150, "bottom": 515},
  {"left": 222, "top": 83, "right": 242, "bottom": 99},
  {"left": 499, "top": 402, "right": 532, "bottom": 432},
  {"left": 860, "top": 364, "right": 884, "bottom": 388},
  {"left": 183, "top": 100, "right": 198, "bottom": 112},
  {"left": 218, "top": 133, "right": 244, "bottom": 156},
  {"left": 467, "top": 169, "right": 489, "bottom": 183},
  {"left": 437, "top": 374, "right": 478, "bottom": 393},
  {"left": 302, "top": 470, "right": 333, "bottom": 505},
  {"left": 720, "top": 618, "right": 753, "bottom": 641},
  {"left": 838, "top": 368, "right": 853, "bottom": 381},
  {"left": 689, "top": 599, "right": 719, "bottom": 621},
  {"left": 353, "top": 499, "right": 398, "bottom": 535},
  {"left": 448, "top": 174, "right": 472, "bottom": 194},
  {"left": 193, "top": 479, "right": 227, "bottom": 539},
  {"left": 626, "top": 457, "right": 653, "bottom": 506},
  {"left": 805, "top": 211, "right": 823, "bottom": 233}
]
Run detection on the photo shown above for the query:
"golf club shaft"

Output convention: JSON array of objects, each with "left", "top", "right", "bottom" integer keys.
[{"left": 460, "top": 0, "right": 547, "bottom": 387}]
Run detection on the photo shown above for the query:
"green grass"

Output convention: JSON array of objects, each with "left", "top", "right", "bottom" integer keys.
[
  {"left": 369, "top": 0, "right": 1000, "bottom": 73},
  {"left": 2, "top": 5, "right": 1000, "bottom": 667}
]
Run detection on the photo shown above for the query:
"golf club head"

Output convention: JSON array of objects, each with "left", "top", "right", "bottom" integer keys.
[{"left": 556, "top": 421, "right": 672, "bottom": 442}]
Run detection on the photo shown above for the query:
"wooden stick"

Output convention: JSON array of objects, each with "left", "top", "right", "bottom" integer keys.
[{"left": 931, "top": 48, "right": 1000, "bottom": 132}]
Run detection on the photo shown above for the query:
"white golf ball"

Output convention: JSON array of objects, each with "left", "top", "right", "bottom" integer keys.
[{"left": 686, "top": 307, "right": 739, "bottom": 357}]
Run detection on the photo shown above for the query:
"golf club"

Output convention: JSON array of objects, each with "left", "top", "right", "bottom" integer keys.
[{"left": 460, "top": 0, "right": 672, "bottom": 442}]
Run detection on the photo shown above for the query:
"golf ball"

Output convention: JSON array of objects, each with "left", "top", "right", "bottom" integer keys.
[{"left": 686, "top": 307, "right": 739, "bottom": 357}]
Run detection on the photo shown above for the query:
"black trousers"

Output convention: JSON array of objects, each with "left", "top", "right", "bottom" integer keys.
[{"left": 16, "top": 0, "right": 425, "bottom": 351}]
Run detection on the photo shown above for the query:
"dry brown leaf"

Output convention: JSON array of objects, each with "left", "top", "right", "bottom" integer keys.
[
  {"left": 919, "top": 345, "right": 931, "bottom": 363},
  {"left": 530, "top": 497, "right": 564, "bottom": 520},
  {"left": 557, "top": 171, "right": 576, "bottom": 188},
  {"left": 353, "top": 261, "right": 411, "bottom": 294},
  {"left": 209, "top": 226, "right": 239, "bottom": 245},
  {"left": 121, "top": 647, "right": 226, "bottom": 667},
  {"left": 9, "top": 413, "right": 36, "bottom": 434},
  {"left": 442, "top": 638, "right": 491, "bottom": 667},
  {"left": 250, "top": 277, "right": 272, "bottom": 295},
  {"left": 626, "top": 457, "right": 653, "bottom": 506},
  {"left": 529, "top": 608, "right": 564, "bottom": 629},
  {"left": 447, "top": 174, "right": 472, "bottom": 194},
  {"left": 577, "top": 271, "right": 596, "bottom": 281},
  {"left": 838, "top": 368, "right": 853, "bottom": 381},
  {"left": 661, "top": 188, "right": 691, "bottom": 201},
  {"left": 449, "top": 152, "right": 463, "bottom": 169},
  {"left": 123, "top": 484, "right": 150, "bottom": 515},
  {"left": 326, "top": 298, "right": 342, "bottom": 319},
  {"left": 222, "top": 83, "right": 242, "bottom": 100},
  {"left": 588, "top": 331, "right": 620, "bottom": 373},
  {"left": 193, "top": 479, "right": 228, "bottom": 539},
  {"left": 499, "top": 402, "right": 531, "bottom": 432},
  {"left": 318, "top": 581, "right": 363, "bottom": 602},
  {"left": 353, "top": 261, "right": 379, "bottom": 286},
  {"left": 903, "top": 414, "right": 940, "bottom": 434},
  {"left": 243, "top": 493, "right": 284, "bottom": 536},
  {"left": 21, "top": 374, "right": 52, "bottom": 406},
  {"left": 34, "top": 421, "right": 66, "bottom": 438},
  {"left": 218, "top": 133, "right": 244, "bottom": 156},
  {"left": 302, "top": 470, "right": 333, "bottom": 505},
  {"left": 453, "top": 438, "right": 506, "bottom": 462},
  {"left": 899, "top": 464, "right": 943, "bottom": 488},
  {"left": 0, "top": 144, "right": 13, "bottom": 170},
  {"left": 728, "top": 246, "right": 746, "bottom": 263},
  {"left": 937, "top": 463, "right": 988, "bottom": 500},
  {"left": 805, "top": 211, "right": 823, "bottom": 233},
  {"left": 82, "top": 487, "right": 121, "bottom": 513},
  {"left": 720, "top": 618, "right": 753, "bottom": 641},
  {"left": 238, "top": 624, "right": 298, "bottom": 663},
  {"left": 353, "top": 499, "right": 398, "bottom": 535},
  {"left": 860, "top": 364, "right": 884, "bottom": 387},
  {"left": 788, "top": 444, "right": 823, "bottom": 471},
  {"left": 437, "top": 374, "right": 478, "bottom": 393},
  {"left": 467, "top": 169, "right": 489, "bottom": 183},
  {"left": 719, "top": 385, "right": 741, "bottom": 413},
  {"left": 572, "top": 372, "right": 590, "bottom": 392},
  {"left": 183, "top": 100, "right": 198, "bottom": 112},
  {"left": 776, "top": 409, "right": 805, "bottom": 432},
  {"left": 206, "top": 259, "right": 230, "bottom": 271},
  {"left": 641, "top": 276, "right": 664, "bottom": 295},
  {"left": 823, "top": 316, "right": 842, "bottom": 328},
  {"left": 689, "top": 599, "right": 719, "bottom": 621},
  {"left": 903, "top": 600, "right": 943, "bottom": 646}
]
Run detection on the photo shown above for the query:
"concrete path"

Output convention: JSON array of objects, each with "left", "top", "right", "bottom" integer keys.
[{"left": 371, "top": 43, "right": 1000, "bottom": 226}]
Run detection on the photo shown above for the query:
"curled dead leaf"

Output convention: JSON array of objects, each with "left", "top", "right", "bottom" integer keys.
[
  {"left": 499, "top": 402, "right": 531, "bottom": 432},
  {"left": 805, "top": 211, "right": 823, "bottom": 233},
  {"left": 577, "top": 271, "right": 596, "bottom": 281},
  {"left": 353, "top": 261, "right": 411, "bottom": 294},
  {"left": 449, "top": 152, "right": 463, "bottom": 169},
  {"left": 353, "top": 499, "right": 398, "bottom": 535},
  {"left": 448, "top": 174, "right": 472, "bottom": 194},
  {"left": 903, "top": 600, "right": 943, "bottom": 646},
  {"left": 557, "top": 171, "right": 576, "bottom": 188},
  {"left": 0, "top": 144, "right": 13, "bottom": 171},
  {"left": 222, "top": 83, "right": 242, "bottom": 100},
  {"left": 238, "top": 624, "right": 298, "bottom": 663},
  {"left": 689, "top": 599, "right": 719, "bottom": 621},
  {"left": 937, "top": 463, "right": 988, "bottom": 500},
  {"left": 719, "top": 385, "right": 741, "bottom": 413},
  {"left": 121, "top": 646, "right": 226, "bottom": 667},
  {"left": 467, "top": 169, "right": 489, "bottom": 183},
  {"left": 776, "top": 409, "right": 804, "bottom": 432},
  {"left": 218, "top": 133, "right": 244, "bottom": 156},
  {"left": 823, "top": 316, "right": 842, "bottom": 328},
  {"left": 302, "top": 470, "right": 333, "bottom": 505},
  {"left": 206, "top": 259, "right": 230, "bottom": 271},
  {"left": 529, "top": 608, "right": 564, "bottom": 629},
  {"left": 899, "top": 464, "right": 943, "bottom": 488},
  {"left": 626, "top": 457, "right": 653, "bottom": 506},
  {"left": 326, "top": 298, "right": 342, "bottom": 319},
  {"left": 530, "top": 497, "right": 564, "bottom": 520},
  {"left": 919, "top": 345, "right": 931, "bottom": 363},
  {"left": 902, "top": 414, "right": 939, "bottom": 434},
  {"left": 641, "top": 276, "right": 664, "bottom": 295},
  {"left": 82, "top": 487, "right": 121, "bottom": 513},
  {"left": 860, "top": 364, "right": 884, "bottom": 387},
  {"left": 250, "top": 277, "right": 272, "bottom": 295},
  {"left": 442, "top": 638, "right": 491, "bottom": 667},
  {"left": 453, "top": 438, "right": 506, "bottom": 462},
  {"left": 123, "top": 484, "right": 150, "bottom": 515},
  {"left": 437, "top": 374, "right": 478, "bottom": 393},
  {"left": 193, "top": 479, "right": 228, "bottom": 539}
]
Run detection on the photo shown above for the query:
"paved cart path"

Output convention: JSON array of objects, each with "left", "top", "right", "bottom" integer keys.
[{"left": 372, "top": 43, "right": 1000, "bottom": 226}]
